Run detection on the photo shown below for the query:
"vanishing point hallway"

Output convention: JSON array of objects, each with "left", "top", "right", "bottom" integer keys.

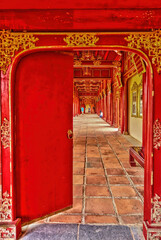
[
  {"left": 21, "top": 114, "right": 144, "bottom": 239},
  {"left": 72, "top": 114, "right": 144, "bottom": 225}
]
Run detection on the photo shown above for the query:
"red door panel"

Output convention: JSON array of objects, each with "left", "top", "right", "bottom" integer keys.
[{"left": 13, "top": 51, "right": 73, "bottom": 224}]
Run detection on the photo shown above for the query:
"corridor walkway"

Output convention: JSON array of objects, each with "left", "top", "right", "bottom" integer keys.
[{"left": 21, "top": 114, "right": 144, "bottom": 239}]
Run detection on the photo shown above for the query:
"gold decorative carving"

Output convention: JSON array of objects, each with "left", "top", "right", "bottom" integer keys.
[
  {"left": 151, "top": 194, "right": 161, "bottom": 224},
  {"left": 125, "top": 30, "right": 161, "bottom": 73},
  {"left": 0, "top": 191, "right": 12, "bottom": 222},
  {"left": 148, "top": 232, "right": 161, "bottom": 240},
  {"left": 0, "top": 226, "right": 15, "bottom": 238},
  {"left": 64, "top": 33, "right": 99, "bottom": 47},
  {"left": 93, "top": 60, "right": 101, "bottom": 66},
  {"left": 112, "top": 61, "right": 121, "bottom": 67},
  {"left": 74, "top": 60, "right": 82, "bottom": 66},
  {"left": 0, "top": 30, "right": 39, "bottom": 74},
  {"left": 1, "top": 118, "right": 10, "bottom": 149},
  {"left": 153, "top": 119, "right": 161, "bottom": 150}
]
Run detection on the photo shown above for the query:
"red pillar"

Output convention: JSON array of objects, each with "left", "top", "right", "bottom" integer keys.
[
  {"left": 123, "top": 81, "right": 128, "bottom": 134},
  {"left": 121, "top": 87, "right": 124, "bottom": 133}
]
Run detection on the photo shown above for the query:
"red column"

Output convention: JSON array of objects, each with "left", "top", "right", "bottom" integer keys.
[
  {"left": 120, "top": 87, "right": 124, "bottom": 133},
  {"left": 123, "top": 82, "right": 128, "bottom": 134}
]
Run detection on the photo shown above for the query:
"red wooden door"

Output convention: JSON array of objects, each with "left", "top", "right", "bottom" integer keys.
[{"left": 13, "top": 51, "right": 73, "bottom": 224}]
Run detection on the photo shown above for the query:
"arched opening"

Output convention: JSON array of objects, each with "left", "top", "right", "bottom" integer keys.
[{"left": 9, "top": 44, "right": 153, "bottom": 239}]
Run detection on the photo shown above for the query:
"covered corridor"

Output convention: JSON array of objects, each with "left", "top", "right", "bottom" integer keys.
[{"left": 20, "top": 114, "right": 144, "bottom": 239}]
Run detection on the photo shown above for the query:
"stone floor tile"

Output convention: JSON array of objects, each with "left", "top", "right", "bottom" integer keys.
[
  {"left": 79, "top": 225, "right": 133, "bottom": 240},
  {"left": 130, "top": 226, "right": 145, "bottom": 240},
  {"left": 20, "top": 224, "right": 78, "bottom": 240}
]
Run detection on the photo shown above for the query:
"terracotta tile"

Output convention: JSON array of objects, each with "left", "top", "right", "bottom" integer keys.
[
  {"left": 102, "top": 154, "right": 116, "bottom": 159},
  {"left": 121, "top": 215, "right": 143, "bottom": 224},
  {"left": 65, "top": 198, "right": 82, "bottom": 213},
  {"left": 73, "top": 175, "right": 84, "bottom": 184},
  {"left": 49, "top": 214, "right": 82, "bottom": 223},
  {"left": 126, "top": 169, "right": 144, "bottom": 176},
  {"left": 121, "top": 162, "right": 133, "bottom": 168},
  {"left": 86, "top": 168, "right": 104, "bottom": 175},
  {"left": 136, "top": 186, "right": 144, "bottom": 197},
  {"left": 73, "top": 162, "right": 85, "bottom": 168},
  {"left": 86, "top": 162, "right": 102, "bottom": 168},
  {"left": 73, "top": 185, "right": 83, "bottom": 197},
  {"left": 85, "top": 215, "right": 118, "bottom": 224},
  {"left": 87, "top": 153, "right": 100, "bottom": 158},
  {"left": 115, "top": 199, "right": 143, "bottom": 215},
  {"left": 104, "top": 162, "right": 122, "bottom": 169},
  {"left": 86, "top": 175, "right": 106, "bottom": 185},
  {"left": 87, "top": 157, "right": 101, "bottom": 162},
  {"left": 111, "top": 186, "right": 137, "bottom": 197},
  {"left": 109, "top": 176, "right": 129, "bottom": 185},
  {"left": 86, "top": 185, "right": 110, "bottom": 197},
  {"left": 131, "top": 177, "right": 144, "bottom": 185},
  {"left": 73, "top": 168, "right": 84, "bottom": 175},
  {"left": 85, "top": 198, "right": 115, "bottom": 214},
  {"left": 73, "top": 156, "right": 85, "bottom": 162},
  {"left": 106, "top": 168, "right": 125, "bottom": 175}
]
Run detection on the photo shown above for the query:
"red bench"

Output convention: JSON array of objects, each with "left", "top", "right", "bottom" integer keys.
[{"left": 129, "top": 146, "right": 144, "bottom": 168}]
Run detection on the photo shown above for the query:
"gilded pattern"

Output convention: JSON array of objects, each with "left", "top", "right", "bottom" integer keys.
[
  {"left": 0, "top": 30, "right": 39, "bottom": 74},
  {"left": 93, "top": 60, "right": 101, "bottom": 66},
  {"left": 148, "top": 232, "right": 161, "bottom": 240},
  {"left": 74, "top": 60, "right": 82, "bottom": 66},
  {"left": 1, "top": 118, "right": 10, "bottom": 149},
  {"left": 0, "top": 227, "right": 15, "bottom": 239},
  {"left": 125, "top": 29, "right": 161, "bottom": 73},
  {"left": 0, "top": 191, "right": 12, "bottom": 222},
  {"left": 63, "top": 33, "right": 99, "bottom": 47},
  {"left": 151, "top": 194, "right": 161, "bottom": 224},
  {"left": 153, "top": 119, "right": 161, "bottom": 150}
]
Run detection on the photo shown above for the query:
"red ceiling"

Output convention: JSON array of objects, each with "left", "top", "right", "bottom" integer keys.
[
  {"left": 74, "top": 50, "right": 121, "bottom": 97},
  {"left": 0, "top": 0, "right": 160, "bottom": 9}
]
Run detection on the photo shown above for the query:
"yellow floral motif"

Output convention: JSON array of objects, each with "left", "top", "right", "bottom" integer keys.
[
  {"left": 125, "top": 29, "right": 161, "bottom": 73},
  {"left": 0, "top": 30, "right": 39, "bottom": 74},
  {"left": 64, "top": 33, "right": 99, "bottom": 47}
]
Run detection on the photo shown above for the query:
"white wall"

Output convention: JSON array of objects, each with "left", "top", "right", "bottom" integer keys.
[{"left": 128, "top": 74, "right": 143, "bottom": 143}]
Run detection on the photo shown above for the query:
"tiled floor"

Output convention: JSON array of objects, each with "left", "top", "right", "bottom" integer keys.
[{"left": 21, "top": 114, "right": 144, "bottom": 239}]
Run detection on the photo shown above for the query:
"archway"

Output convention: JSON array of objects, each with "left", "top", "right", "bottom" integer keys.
[{"left": 0, "top": 30, "right": 158, "bottom": 239}]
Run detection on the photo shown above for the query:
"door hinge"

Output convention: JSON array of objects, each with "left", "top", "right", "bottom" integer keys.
[{"left": 152, "top": 91, "right": 154, "bottom": 96}]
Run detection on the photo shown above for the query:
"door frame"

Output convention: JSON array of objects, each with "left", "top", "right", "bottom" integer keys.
[{"left": 0, "top": 30, "right": 157, "bottom": 239}]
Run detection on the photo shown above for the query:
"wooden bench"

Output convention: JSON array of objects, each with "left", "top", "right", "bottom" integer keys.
[{"left": 129, "top": 146, "right": 144, "bottom": 168}]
